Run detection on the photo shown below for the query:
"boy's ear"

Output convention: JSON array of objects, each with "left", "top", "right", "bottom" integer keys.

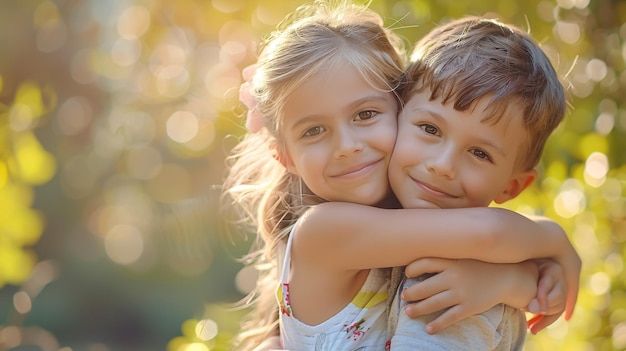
[
  {"left": 270, "top": 141, "right": 298, "bottom": 175},
  {"left": 493, "top": 169, "right": 537, "bottom": 204}
]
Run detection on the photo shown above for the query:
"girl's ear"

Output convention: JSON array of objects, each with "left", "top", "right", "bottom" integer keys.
[
  {"left": 270, "top": 141, "right": 298, "bottom": 175},
  {"left": 493, "top": 169, "right": 537, "bottom": 204}
]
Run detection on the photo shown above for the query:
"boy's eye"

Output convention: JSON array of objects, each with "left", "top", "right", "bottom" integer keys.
[
  {"left": 355, "top": 110, "right": 377, "bottom": 121},
  {"left": 471, "top": 149, "right": 493, "bottom": 162},
  {"left": 303, "top": 126, "right": 324, "bottom": 137},
  {"left": 419, "top": 123, "right": 439, "bottom": 135}
]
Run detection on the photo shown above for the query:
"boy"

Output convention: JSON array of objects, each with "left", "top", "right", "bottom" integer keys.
[{"left": 386, "top": 16, "right": 572, "bottom": 350}]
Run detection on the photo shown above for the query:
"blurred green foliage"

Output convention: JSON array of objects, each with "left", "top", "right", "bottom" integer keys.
[
  {"left": 0, "top": 0, "right": 624, "bottom": 350},
  {"left": 0, "top": 82, "right": 52, "bottom": 284}
]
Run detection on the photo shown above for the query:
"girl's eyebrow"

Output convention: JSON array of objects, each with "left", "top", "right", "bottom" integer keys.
[
  {"left": 288, "top": 115, "right": 325, "bottom": 132},
  {"left": 348, "top": 94, "right": 391, "bottom": 108},
  {"left": 289, "top": 94, "right": 392, "bottom": 131}
]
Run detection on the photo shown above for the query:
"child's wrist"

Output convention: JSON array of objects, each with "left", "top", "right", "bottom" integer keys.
[{"left": 503, "top": 261, "right": 538, "bottom": 308}]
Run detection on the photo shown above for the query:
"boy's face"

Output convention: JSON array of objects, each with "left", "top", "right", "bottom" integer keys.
[
  {"left": 278, "top": 62, "right": 398, "bottom": 205},
  {"left": 388, "top": 90, "right": 536, "bottom": 209}
]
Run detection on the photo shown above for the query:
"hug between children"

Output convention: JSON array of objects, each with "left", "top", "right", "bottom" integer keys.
[{"left": 224, "top": 1, "right": 582, "bottom": 350}]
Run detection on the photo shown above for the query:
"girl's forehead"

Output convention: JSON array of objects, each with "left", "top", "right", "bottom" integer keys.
[{"left": 281, "top": 65, "right": 395, "bottom": 122}]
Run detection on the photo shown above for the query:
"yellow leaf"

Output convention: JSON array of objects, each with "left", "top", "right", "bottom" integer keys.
[
  {"left": 13, "top": 132, "right": 57, "bottom": 185},
  {"left": 545, "top": 159, "right": 567, "bottom": 180},
  {"left": 0, "top": 207, "right": 44, "bottom": 246},
  {"left": 0, "top": 182, "right": 34, "bottom": 209},
  {"left": 182, "top": 319, "right": 199, "bottom": 338},
  {"left": 579, "top": 133, "right": 609, "bottom": 160},
  {"left": 0, "top": 161, "right": 7, "bottom": 189},
  {"left": 12, "top": 82, "right": 45, "bottom": 120},
  {"left": 0, "top": 246, "right": 36, "bottom": 286}
]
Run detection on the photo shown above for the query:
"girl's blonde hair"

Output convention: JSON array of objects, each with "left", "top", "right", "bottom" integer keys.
[{"left": 222, "top": 1, "right": 405, "bottom": 349}]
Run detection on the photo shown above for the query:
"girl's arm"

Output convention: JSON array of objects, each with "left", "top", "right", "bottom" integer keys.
[
  {"left": 298, "top": 202, "right": 575, "bottom": 268},
  {"left": 295, "top": 202, "right": 580, "bottom": 318}
]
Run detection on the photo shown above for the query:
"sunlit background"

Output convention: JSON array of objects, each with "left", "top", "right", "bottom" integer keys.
[{"left": 0, "top": 0, "right": 624, "bottom": 350}]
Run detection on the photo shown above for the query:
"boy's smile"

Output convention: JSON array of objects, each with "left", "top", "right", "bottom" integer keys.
[{"left": 388, "top": 90, "right": 536, "bottom": 209}]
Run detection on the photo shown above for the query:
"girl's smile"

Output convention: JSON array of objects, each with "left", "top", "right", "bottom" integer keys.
[{"left": 330, "top": 158, "right": 384, "bottom": 179}]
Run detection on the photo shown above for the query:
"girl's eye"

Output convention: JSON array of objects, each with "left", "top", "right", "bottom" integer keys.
[
  {"left": 471, "top": 149, "right": 493, "bottom": 162},
  {"left": 303, "top": 126, "right": 324, "bottom": 137},
  {"left": 419, "top": 123, "right": 439, "bottom": 135},
  {"left": 355, "top": 110, "right": 377, "bottom": 121}
]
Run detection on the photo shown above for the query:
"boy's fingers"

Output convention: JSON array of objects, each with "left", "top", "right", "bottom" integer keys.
[
  {"left": 545, "top": 283, "right": 566, "bottom": 315},
  {"left": 405, "top": 258, "right": 450, "bottom": 277},
  {"left": 536, "top": 273, "right": 553, "bottom": 296},
  {"left": 528, "top": 313, "right": 560, "bottom": 334},
  {"left": 405, "top": 290, "right": 454, "bottom": 317},
  {"left": 401, "top": 277, "right": 446, "bottom": 302},
  {"left": 564, "top": 271, "right": 580, "bottom": 320},
  {"left": 564, "top": 254, "right": 582, "bottom": 320},
  {"left": 424, "top": 305, "right": 466, "bottom": 334},
  {"left": 565, "top": 284, "right": 578, "bottom": 320},
  {"left": 527, "top": 298, "right": 540, "bottom": 314}
]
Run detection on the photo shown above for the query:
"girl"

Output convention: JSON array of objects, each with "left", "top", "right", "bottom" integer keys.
[{"left": 223, "top": 1, "right": 579, "bottom": 350}]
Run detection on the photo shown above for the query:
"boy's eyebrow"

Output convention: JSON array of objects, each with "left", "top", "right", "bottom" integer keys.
[
  {"left": 476, "top": 136, "right": 507, "bottom": 158},
  {"left": 411, "top": 106, "right": 508, "bottom": 158},
  {"left": 289, "top": 94, "right": 391, "bottom": 131}
]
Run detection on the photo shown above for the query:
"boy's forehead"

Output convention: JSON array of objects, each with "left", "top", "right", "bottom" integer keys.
[{"left": 404, "top": 89, "right": 525, "bottom": 125}]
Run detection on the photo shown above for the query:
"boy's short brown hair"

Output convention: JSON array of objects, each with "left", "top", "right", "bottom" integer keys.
[{"left": 402, "top": 16, "right": 566, "bottom": 171}]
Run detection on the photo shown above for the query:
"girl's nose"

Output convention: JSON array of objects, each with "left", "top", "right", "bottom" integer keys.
[{"left": 334, "top": 127, "right": 363, "bottom": 158}]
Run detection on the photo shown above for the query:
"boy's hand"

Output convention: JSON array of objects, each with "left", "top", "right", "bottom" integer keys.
[
  {"left": 525, "top": 259, "right": 568, "bottom": 334},
  {"left": 402, "top": 258, "right": 538, "bottom": 334},
  {"left": 554, "top": 238, "right": 582, "bottom": 322},
  {"left": 534, "top": 218, "right": 581, "bottom": 321}
]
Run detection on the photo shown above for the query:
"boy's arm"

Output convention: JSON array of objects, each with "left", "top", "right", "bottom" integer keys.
[{"left": 399, "top": 258, "right": 538, "bottom": 334}]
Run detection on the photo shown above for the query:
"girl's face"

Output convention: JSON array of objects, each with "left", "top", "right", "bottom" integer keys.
[{"left": 278, "top": 62, "right": 398, "bottom": 206}]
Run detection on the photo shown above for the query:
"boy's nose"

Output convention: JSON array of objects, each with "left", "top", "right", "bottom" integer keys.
[{"left": 426, "top": 147, "right": 456, "bottom": 179}]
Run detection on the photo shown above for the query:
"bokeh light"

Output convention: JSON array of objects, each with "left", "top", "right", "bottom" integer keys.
[
  {"left": 167, "top": 111, "right": 199, "bottom": 143},
  {"left": 104, "top": 224, "right": 144, "bottom": 265},
  {"left": 1, "top": 0, "right": 624, "bottom": 350},
  {"left": 117, "top": 5, "right": 151, "bottom": 40},
  {"left": 195, "top": 319, "right": 218, "bottom": 341},
  {"left": 13, "top": 291, "right": 32, "bottom": 314}
]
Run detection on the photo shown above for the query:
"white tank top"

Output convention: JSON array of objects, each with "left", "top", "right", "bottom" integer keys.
[{"left": 277, "top": 222, "right": 390, "bottom": 350}]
